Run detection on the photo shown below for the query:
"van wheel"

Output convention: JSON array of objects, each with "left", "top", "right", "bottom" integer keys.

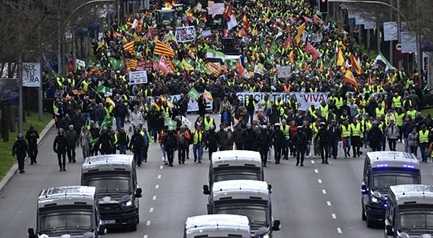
[
  {"left": 366, "top": 217, "right": 374, "bottom": 228},
  {"left": 361, "top": 207, "right": 366, "bottom": 221}
]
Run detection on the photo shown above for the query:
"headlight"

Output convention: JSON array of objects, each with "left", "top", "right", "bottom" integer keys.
[
  {"left": 371, "top": 196, "right": 379, "bottom": 203},
  {"left": 124, "top": 200, "right": 133, "bottom": 207},
  {"left": 262, "top": 234, "right": 270, "bottom": 238}
]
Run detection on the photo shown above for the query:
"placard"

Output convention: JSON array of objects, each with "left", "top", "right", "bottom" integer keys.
[
  {"left": 207, "top": 2, "right": 224, "bottom": 17},
  {"left": 383, "top": 22, "right": 398, "bottom": 41},
  {"left": 401, "top": 31, "right": 417, "bottom": 53},
  {"left": 22, "top": 63, "right": 41, "bottom": 87},
  {"left": 175, "top": 26, "right": 196, "bottom": 43},
  {"left": 277, "top": 65, "right": 292, "bottom": 78},
  {"left": 128, "top": 70, "right": 148, "bottom": 85}
]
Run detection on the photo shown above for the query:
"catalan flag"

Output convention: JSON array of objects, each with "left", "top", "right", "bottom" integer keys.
[
  {"left": 336, "top": 47, "right": 345, "bottom": 67},
  {"left": 125, "top": 58, "right": 138, "bottom": 70},
  {"left": 154, "top": 40, "right": 175, "bottom": 58},
  {"left": 343, "top": 69, "right": 359, "bottom": 89},
  {"left": 349, "top": 53, "right": 363, "bottom": 75},
  {"left": 206, "top": 62, "right": 225, "bottom": 76},
  {"left": 294, "top": 23, "right": 306, "bottom": 45},
  {"left": 123, "top": 41, "right": 135, "bottom": 54}
]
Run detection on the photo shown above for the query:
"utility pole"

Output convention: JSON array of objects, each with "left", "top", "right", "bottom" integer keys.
[
  {"left": 389, "top": 0, "right": 393, "bottom": 65},
  {"left": 57, "top": 0, "right": 62, "bottom": 74},
  {"left": 396, "top": 0, "right": 402, "bottom": 70},
  {"left": 18, "top": 54, "right": 23, "bottom": 135}
]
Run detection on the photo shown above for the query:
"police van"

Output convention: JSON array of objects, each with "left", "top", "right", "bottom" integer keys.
[
  {"left": 385, "top": 184, "right": 433, "bottom": 237},
  {"left": 203, "top": 150, "right": 263, "bottom": 194},
  {"left": 184, "top": 214, "right": 251, "bottom": 238},
  {"left": 81, "top": 155, "right": 142, "bottom": 231},
  {"left": 361, "top": 151, "right": 421, "bottom": 227},
  {"left": 205, "top": 180, "right": 280, "bottom": 237},
  {"left": 29, "top": 186, "right": 104, "bottom": 238}
]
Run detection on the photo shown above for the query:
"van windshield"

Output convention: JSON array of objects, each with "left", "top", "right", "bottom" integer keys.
[
  {"left": 400, "top": 210, "right": 433, "bottom": 232},
  {"left": 214, "top": 167, "right": 261, "bottom": 182},
  {"left": 372, "top": 174, "right": 418, "bottom": 193},
  {"left": 87, "top": 176, "right": 130, "bottom": 194},
  {"left": 39, "top": 211, "right": 92, "bottom": 234},
  {"left": 214, "top": 203, "right": 268, "bottom": 227}
]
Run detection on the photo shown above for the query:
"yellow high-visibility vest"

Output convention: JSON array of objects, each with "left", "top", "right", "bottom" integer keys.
[
  {"left": 376, "top": 107, "right": 385, "bottom": 118},
  {"left": 392, "top": 96, "right": 402, "bottom": 108},
  {"left": 193, "top": 131, "right": 203, "bottom": 144},
  {"left": 204, "top": 117, "right": 214, "bottom": 131},
  {"left": 351, "top": 122, "right": 362, "bottom": 137},
  {"left": 341, "top": 125, "right": 350, "bottom": 138},
  {"left": 419, "top": 130, "right": 429, "bottom": 144}
]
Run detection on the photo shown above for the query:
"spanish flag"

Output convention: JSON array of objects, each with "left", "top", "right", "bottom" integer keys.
[
  {"left": 336, "top": 47, "right": 345, "bottom": 67},
  {"left": 123, "top": 41, "right": 135, "bottom": 54},
  {"left": 154, "top": 40, "right": 175, "bottom": 58},
  {"left": 343, "top": 69, "right": 359, "bottom": 88},
  {"left": 349, "top": 53, "right": 363, "bottom": 75},
  {"left": 294, "top": 23, "right": 306, "bottom": 45}
]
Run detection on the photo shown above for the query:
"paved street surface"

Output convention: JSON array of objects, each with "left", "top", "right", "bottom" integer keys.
[{"left": 1, "top": 115, "right": 433, "bottom": 238}]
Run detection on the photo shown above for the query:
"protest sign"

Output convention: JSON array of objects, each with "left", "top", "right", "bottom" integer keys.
[
  {"left": 383, "top": 22, "right": 398, "bottom": 41},
  {"left": 175, "top": 26, "right": 196, "bottom": 43},
  {"left": 22, "top": 63, "right": 41, "bottom": 87},
  {"left": 277, "top": 65, "right": 292, "bottom": 78},
  {"left": 128, "top": 70, "right": 148, "bottom": 85}
]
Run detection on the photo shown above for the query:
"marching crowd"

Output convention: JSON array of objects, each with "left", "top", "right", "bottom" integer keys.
[{"left": 12, "top": 0, "right": 433, "bottom": 172}]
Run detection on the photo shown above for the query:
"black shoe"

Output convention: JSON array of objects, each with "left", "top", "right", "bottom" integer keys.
[
  {"left": 300, "top": 164, "right": 304, "bottom": 167},
  {"left": 296, "top": 162, "right": 299, "bottom": 166},
  {"left": 60, "top": 168, "right": 63, "bottom": 172},
  {"left": 19, "top": 170, "right": 25, "bottom": 174},
  {"left": 198, "top": 161, "right": 202, "bottom": 164},
  {"left": 169, "top": 164, "right": 173, "bottom": 167},
  {"left": 321, "top": 161, "right": 325, "bottom": 164}
]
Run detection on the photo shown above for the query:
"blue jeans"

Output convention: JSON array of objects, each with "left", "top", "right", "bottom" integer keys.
[
  {"left": 116, "top": 117, "right": 125, "bottom": 129},
  {"left": 420, "top": 143, "right": 428, "bottom": 162},
  {"left": 193, "top": 144, "right": 203, "bottom": 162},
  {"left": 118, "top": 144, "right": 127, "bottom": 154}
]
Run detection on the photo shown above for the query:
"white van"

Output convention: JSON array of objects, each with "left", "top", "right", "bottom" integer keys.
[{"left": 184, "top": 214, "right": 251, "bottom": 238}]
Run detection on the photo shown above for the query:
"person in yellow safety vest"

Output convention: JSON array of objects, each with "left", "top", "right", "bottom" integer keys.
[
  {"left": 309, "top": 105, "right": 318, "bottom": 120},
  {"left": 192, "top": 126, "right": 204, "bottom": 163},
  {"left": 385, "top": 110, "right": 397, "bottom": 126},
  {"left": 245, "top": 95, "right": 256, "bottom": 125},
  {"left": 319, "top": 102, "right": 329, "bottom": 121},
  {"left": 392, "top": 93, "right": 402, "bottom": 109},
  {"left": 81, "top": 79, "right": 89, "bottom": 93},
  {"left": 395, "top": 108, "right": 405, "bottom": 141},
  {"left": 350, "top": 117, "right": 362, "bottom": 158},
  {"left": 335, "top": 96, "right": 344, "bottom": 111},
  {"left": 203, "top": 115, "right": 215, "bottom": 132},
  {"left": 407, "top": 108, "right": 417, "bottom": 120},
  {"left": 375, "top": 104, "right": 385, "bottom": 119},
  {"left": 419, "top": 125, "right": 430, "bottom": 162},
  {"left": 275, "top": 98, "right": 283, "bottom": 110},
  {"left": 280, "top": 119, "right": 290, "bottom": 160},
  {"left": 56, "top": 76, "right": 64, "bottom": 89}
]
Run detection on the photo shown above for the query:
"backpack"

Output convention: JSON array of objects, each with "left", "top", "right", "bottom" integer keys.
[{"left": 184, "top": 130, "right": 191, "bottom": 141}]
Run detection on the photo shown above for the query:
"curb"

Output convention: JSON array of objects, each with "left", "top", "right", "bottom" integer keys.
[{"left": 0, "top": 119, "right": 55, "bottom": 192}]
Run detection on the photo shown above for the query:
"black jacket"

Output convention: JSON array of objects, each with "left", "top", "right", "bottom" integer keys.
[
  {"left": 53, "top": 135, "right": 68, "bottom": 153},
  {"left": 12, "top": 138, "right": 28, "bottom": 157},
  {"left": 25, "top": 129, "right": 39, "bottom": 149}
]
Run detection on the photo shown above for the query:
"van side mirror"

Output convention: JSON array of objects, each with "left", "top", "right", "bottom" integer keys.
[
  {"left": 385, "top": 224, "right": 394, "bottom": 236},
  {"left": 272, "top": 220, "right": 281, "bottom": 231},
  {"left": 361, "top": 183, "right": 368, "bottom": 195},
  {"left": 28, "top": 228, "right": 36, "bottom": 238},
  {"left": 135, "top": 188, "right": 142, "bottom": 198},
  {"left": 203, "top": 185, "right": 210, "bottom": 195},
  {"left": 268, "top": 184, "right": 272, "bottom": 193}
]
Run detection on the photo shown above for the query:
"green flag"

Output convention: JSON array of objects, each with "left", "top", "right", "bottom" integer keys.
[
  {"left": 109, "top": 57, "right": 123, "bottom": 71},
  {"left": 187, "top": 88, "right": 200, "bottom": 100}
]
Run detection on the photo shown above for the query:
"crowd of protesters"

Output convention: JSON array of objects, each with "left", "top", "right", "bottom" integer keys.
[{"left": 13, "top": 0, "right": 433, "bottom": 171}]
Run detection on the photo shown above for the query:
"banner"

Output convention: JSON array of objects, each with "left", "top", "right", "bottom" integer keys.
[
  {"left": 128, "top": 70, "right": 148, "bottom": 85},
  {"left": 22, "top": 63, "right": 41, "bottom": 87},
  {"left": 207, "top": 2, "right": 224, "bottom": 17},
  {"left": 175, "top": 26, "right": 196, "bottom": 43},
  {"left": 383, "top": 22, "right": 398, "bottom": 41},
  {"left": 236, "top": 92, "right": 328, "bottom": 111},
  {"left": 149, "top": 94, "right": 213, "bottom": 112}
]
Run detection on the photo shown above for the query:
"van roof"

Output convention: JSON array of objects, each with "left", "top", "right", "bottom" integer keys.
[
  {"left": 38, "top": 186, "right": 95, "bottom": 207},
  {"left": 390, "top": 184, "right": 433, "bottom": 206},
  {"left": 367, "top": 151, "right": 419, "bottom": 169},
  {"left": 211, "top": 150, "right": 262, "bottom": 168},
  {"left": 185, "top": 214, "right": 250, "bottom": 232},
  {"left": 82, "top": 154, "right": 133, "bottom": 172},
  {"left": 212, "top": 180, "right": 269, "bottom": 201}
]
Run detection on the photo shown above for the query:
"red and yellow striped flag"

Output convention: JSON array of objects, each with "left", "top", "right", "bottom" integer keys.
[
  {"left": 349, "top": 53, "right": 363, "bottom": 75},
  {"left": 125, "top": 59, "right": 138, "bottom": 70},
  {"left": 123, "top": 41, "right": 135, "bottom": 54},
  {"left": 154, "top": 40, "right": 175, "bottom": 58}
]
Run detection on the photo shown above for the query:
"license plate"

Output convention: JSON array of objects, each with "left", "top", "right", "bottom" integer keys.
[{"left": 101, "top": 220, "right": 116, "bottom": 225}]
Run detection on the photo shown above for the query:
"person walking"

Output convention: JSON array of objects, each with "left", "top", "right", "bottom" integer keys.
[
  {"left": 386, "top": 119, "right": 399, "bottom": 151},
  {"left": 350, "top": 117, "right": 362, "bottom": 158},
  {"left": 65, "top": 125, "right": 78, "bottom": 163},
  {"left": 141, "top": 127, "right": 150, "bottom": 163},
  {"left": 341, "top": 120, "right": 351, "bottom": 158},
  {"left": 419, "top": 125, "right": 430, "bottom": 162},
  {"left": 164, "top": 129, "right": 178, "bottom": 167},
  {"left": 328, "top": 120, "right": 340, "bottom": 160},
  {"left": 407, "top": 128, "right": 418, "bottom": 156},
  {"left": 12, "top": 134, "right": 28, "bottom": 174},
  {"left": 80, "top": 126, "right": 91, "bottom": 159},
  {"left": 115, "top": 128, "right": 129, "bottom": 154},
  {"left": 317, "top": 122, "right": 330, "bottom": 164},
  {"left": 294, "top": 126, "right": 308, "bottom": 167},
  {"left": 205, "top": 127, "right": 219, "bottom": 160},
  {"left": 273, "top": 123, "right": 285, "bottom": 164},
  {"left": 192, "top": 126, "right": 204, "bottom": 163},
  {"left": 53, "top": 129, "right": 68, "bottom": 171},
  {"left": 367, "top": 121, "right": 384, "bottom": 152},
  {"left": 130, "top": 128, "right": 144, "bottom": 167},
  {"left": 258, "top": 124, "right": 272, "bottom": 167},
  {"left": 280, "top": 120, "right": 290, "bottom": 160},
  {"left": 177, "top": 125, "right": 190, "bottom": 164},
  {"left": 25, "top": 126, "right": 39, "bottom": 165}
]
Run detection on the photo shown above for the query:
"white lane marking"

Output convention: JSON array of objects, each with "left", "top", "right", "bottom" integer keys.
[
  {"left": 157, "top": 174, "right": 162, "bottom": 179},
  {"left": 311, "top": 160, "right": 315, "bottom": 164},
  {"left": 322, "top": 189, "right": 327, "bottom": 194},
  {"left": 155, "top": 184, "right": 160, "bottom": 189},
  {"left": 152, "top": 195, "right": 157, "bottom": 200},
  {"left": 337, "top": 227, "right": 343, "bottom": 234},
  {"left": 144, "top": 235, "right": 148, "bottom": 238},
  {"left": 146, "top": 220, "right": 151, "bottom": 226},
  {"left": 326, "top": 201, "right": 332, "bottom": 206},
  {"left": 332, "top": 213, "right": 336, "bottom": 219},
  {"left": 314, "top": 169, "right": 319, "bottom": 174},
  {"left": 149, "top": 207, "right": 154, "bottom": 213},
  {"left": 160, "top": 165, "right": 163, "bottom": 170},
  {"left": 317, "top": 179, "right": 322, "bottom": 184}
]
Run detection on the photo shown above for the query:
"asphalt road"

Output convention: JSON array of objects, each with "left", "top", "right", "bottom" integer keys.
[{"left": 1, "top": 115, "right": 433, "bottom": 238}]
